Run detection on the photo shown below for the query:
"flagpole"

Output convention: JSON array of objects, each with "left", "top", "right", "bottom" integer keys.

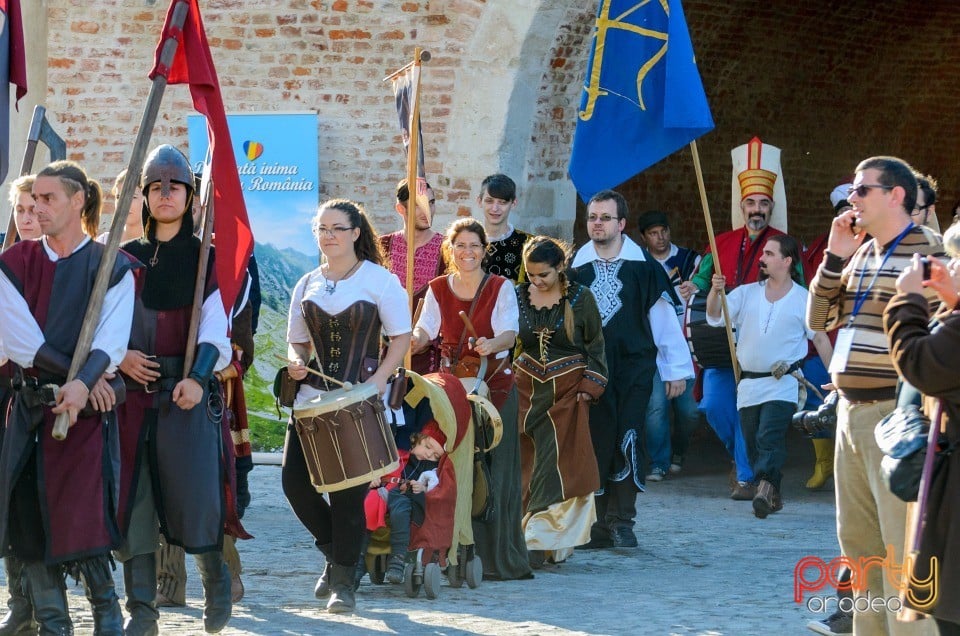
[
  {"left": 402, "top": 48, "right": 426, "bottom": 369},
  {"left": 51, "top": 0, "right": 190, "bottom": 440},
  {"left": 689, "top": 140, "right": 740, "bottom": 382}
]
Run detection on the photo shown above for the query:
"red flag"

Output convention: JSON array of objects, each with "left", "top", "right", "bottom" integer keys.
[
  {"left": 0, "top": 0, "right": 28, "bottom": 184},
  {"left": 150, "top": 0, "right": 253, "bottom": 317}
]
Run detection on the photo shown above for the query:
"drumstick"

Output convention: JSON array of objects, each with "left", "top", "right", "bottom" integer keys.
[
  {"left": 273, "top": 354, "right": 352, "bottom": 389},
  {"left": 458, "top": 310, "right": 479, "bottom": 339}
]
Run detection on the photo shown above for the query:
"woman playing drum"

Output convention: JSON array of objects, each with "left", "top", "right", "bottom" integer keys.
[
  {"left": 284, "top": 199, "right": 411, "bottom": 613},
  {"left": 514, "top": 236, "right": 607, "bottom": 567},
  {"left": 411, "top": 218, "right": 532, "bottom": 581}
]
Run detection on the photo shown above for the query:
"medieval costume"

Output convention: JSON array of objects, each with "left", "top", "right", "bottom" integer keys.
[
  {"left": 116, "top": 144, "right": 237, "bottom": 635},
  {"left": 688, "top": 137, "right": 788, "bottom": 489},
  {"left": 417, "top": 272, "right": 532, "bottom": 580},
  {"left": 380, "top": 230, "right": 446, "bottom": 375},
  {"left": 514, "top": 280, "right": 607, "bottom": 559},
  {"left": 572, "top": 236, "right": 691, "bottom": 545},
  {"left": 283, "top": 259, "right": 409, "bottom": 607},
  {"left": 0, "top": 235, "right": 135, "bottom": 634},
  {"left": 482, "top": 226, "right": 529, "bottom": 282}
]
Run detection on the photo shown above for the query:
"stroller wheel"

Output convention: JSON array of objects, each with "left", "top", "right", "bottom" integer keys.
[
  {"left": 465, "top": 556, "right": 482, "bottom": 589},
  {"left": 423, "top": 563, "right": 442, "bottom": 600},
  {"left": 403, "top": 563, "right": 419, "bottom": 598},
  {"left": 368, "top": 554, "right": 386, "bottom": 585}
]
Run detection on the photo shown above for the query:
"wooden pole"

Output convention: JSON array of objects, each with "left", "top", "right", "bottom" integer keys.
[
  {"left": 402, "top": 48, "right": 426, "bottom": 369},
  {"left": 689, "top": 140, "right": 740, "bottom": 382},
  {"left": 52, "top": 0, "right": 190, "bottom": 440},
  {"left": 182, "top": 171, "right": 215, "bottom": 377}
]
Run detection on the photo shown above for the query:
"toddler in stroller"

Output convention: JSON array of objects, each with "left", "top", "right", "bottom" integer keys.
[{"left": 364, "top": 422, "right": 448, "bottom": 583}]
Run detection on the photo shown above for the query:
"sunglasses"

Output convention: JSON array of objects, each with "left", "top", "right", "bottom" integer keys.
[{"left": 848, "top": 184, "right": 893, "bottom": 198}]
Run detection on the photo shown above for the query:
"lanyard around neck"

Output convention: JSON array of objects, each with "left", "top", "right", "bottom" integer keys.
[{"left": 848, "top": 223, "right": 914, "bottom": 324}]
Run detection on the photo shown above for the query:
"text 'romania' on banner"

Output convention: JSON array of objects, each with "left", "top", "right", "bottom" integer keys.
[
  {"left": 150, "top": 0, "right": 254, "bottom": 318},
  {"left": 568, "top": 0, "right": 714, "bottom": 201}
]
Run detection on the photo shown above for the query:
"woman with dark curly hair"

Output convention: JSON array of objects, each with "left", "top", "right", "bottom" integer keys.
[{"left": 514, "top": 236, "right": 607, "bottom": 567}]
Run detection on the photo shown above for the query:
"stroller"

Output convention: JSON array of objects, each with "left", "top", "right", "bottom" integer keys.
[{"left": 363, "top": 370, "right": 501, "bottom": 599}]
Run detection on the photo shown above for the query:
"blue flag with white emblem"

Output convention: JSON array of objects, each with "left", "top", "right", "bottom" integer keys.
[{"left": 569, "top": 0, "right": 713, "bottom": 200}]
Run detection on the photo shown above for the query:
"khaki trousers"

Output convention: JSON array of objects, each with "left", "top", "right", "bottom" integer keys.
[{"left": 835, "top": 398, "right": 935, "bottom": 635}]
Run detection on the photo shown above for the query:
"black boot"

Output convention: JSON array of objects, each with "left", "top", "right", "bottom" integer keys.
[
  {"left": 78, "top": 556, "right": 123, "bottom": 636},
  {"left": 194, "top": 552, "right": 232, "bottom": 634},
  {"left": 0, "top": 555, "right": 36, "bottom": 635},
  {"left": 313, "top": 542, "right": 333, "bottom": 599},
  {"left": 326, "top": 564, "right": 356, "bottom": 614},
  {"left": 122, "top": 554, "right": 159, "bottom": 636},
  {"left": 21, "top": 561, "right": 72, "bottom": 635},
  {"left": 353, "top": 533, "right": 371, "bottom": 592}
]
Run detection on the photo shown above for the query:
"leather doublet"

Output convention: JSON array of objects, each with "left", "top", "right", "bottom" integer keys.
[{"left": 301, "top": 299, "right": 381, "bottom": 384}]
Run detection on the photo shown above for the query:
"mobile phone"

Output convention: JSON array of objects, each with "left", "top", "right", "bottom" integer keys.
[{"left": 920, "top": 256, "right": 931, "bottom": 280}]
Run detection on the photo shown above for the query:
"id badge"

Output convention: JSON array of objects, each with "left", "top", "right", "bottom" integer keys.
[{"left": 828, "top": 328, "right": 856, "bottom": 374}]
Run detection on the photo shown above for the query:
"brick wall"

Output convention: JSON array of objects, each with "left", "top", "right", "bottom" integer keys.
[{"left": 41, "top": 0, "right": 960, "bottom": 249}]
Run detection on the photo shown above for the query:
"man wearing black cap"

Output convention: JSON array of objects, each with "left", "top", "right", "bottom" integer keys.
[{"left": 636, "top": 211, "right": 701, "bottom": 479}]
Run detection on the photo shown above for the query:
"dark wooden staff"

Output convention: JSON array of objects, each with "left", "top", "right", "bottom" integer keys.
[
  {"left": 181, "top": 171, "right": 214, "bottom": 378},
  {"left": 52, "top": 1, "right": 190, "bottom": 439}
]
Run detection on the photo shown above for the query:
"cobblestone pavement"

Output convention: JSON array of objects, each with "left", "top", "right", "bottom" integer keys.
[{"left": 0, "top": 433, "right": 846, "bottom": 635}]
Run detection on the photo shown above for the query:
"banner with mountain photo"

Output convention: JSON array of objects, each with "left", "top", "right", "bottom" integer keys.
[{"left": 188, "top": 111, "right": 319, "bottom": 449}]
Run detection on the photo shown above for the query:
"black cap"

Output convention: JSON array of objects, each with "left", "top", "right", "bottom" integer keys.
[{"left": 637, "top": 210, "right": 669, "bottom": 233}]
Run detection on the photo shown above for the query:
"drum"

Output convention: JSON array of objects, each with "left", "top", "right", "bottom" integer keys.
[
  {"left": 683, "top": 289, "right": 734, "bottom": 369},
  {"left": 293, "top": 383, "right": 400, "bottom": 493}
]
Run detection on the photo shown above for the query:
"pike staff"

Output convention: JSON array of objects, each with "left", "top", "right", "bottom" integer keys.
[{"left": 51, "top": 1, "right": 191, "bottom": 439}]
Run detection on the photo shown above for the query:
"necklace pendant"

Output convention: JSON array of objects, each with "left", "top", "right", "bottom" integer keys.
[
  {"left": 149, "top": 256, "right": 158, "bottom": 267},
  {"left": 324, "top": 280, "right": 336, "bottom": 295}
]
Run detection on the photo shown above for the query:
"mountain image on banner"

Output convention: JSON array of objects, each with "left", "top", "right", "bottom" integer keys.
[{"left": 569, "top": 0, "right": 713, "bottom": 200}]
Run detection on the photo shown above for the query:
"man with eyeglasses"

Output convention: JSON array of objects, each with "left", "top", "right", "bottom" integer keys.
[
  {"left": 478, "top": 173, "right": 530, "bottom": 282},
  {"left": 685, "top": 137, "right": 788, "bottom": 501},
  {"left": 571, "top": 190, "right": 692, "bottom": 550},
  {"left": 379, "top": 178, "right": 446, "bottom": 374},
  {"left": 807, "top": 156, "right": 943, "bottom": 636}
]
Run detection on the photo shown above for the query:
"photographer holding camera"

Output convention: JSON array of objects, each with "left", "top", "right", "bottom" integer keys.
[{"left": 883, "top": 223, "right": 960, "bottom": 634}]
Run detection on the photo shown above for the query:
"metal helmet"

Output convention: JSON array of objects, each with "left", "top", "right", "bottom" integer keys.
[{"left": 141, "top": 144, "right": 194, "bottom": 199}]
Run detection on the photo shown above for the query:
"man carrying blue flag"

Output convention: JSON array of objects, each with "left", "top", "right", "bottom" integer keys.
[{"left": 569, "top": 0, "right": 713, "bottom": 199}]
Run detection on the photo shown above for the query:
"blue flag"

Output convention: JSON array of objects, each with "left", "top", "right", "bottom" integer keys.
[{"left": 569, "top": 0, "right": 713, "bottom": 200}]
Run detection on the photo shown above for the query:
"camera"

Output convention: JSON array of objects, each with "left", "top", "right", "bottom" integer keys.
[
  {"left": 920, "top": 256, "right": 931, "bottom": 281},
  {"left": 792, "top": 390, "right": 839, "bottom": 437}
]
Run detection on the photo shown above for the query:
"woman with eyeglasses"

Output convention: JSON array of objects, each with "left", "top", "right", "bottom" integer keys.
[
  {"left": 411, "top": 218, "right": 532, "bottom": 581},
  {"left": 284, "top": 198, "right": 411, "bottom": 613}
]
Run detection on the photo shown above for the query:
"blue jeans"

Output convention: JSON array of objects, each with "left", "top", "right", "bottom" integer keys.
[
  {"left": 645, "top": 371, "right": 699, "bottom": 472},
  {"left": 700, "top": 367, "right": 754, "bottom": 482}
]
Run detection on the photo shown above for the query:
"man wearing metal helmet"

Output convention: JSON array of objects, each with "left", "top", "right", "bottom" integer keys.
[{"left": 115, "top": 145, "right": 238, "bottom": 634}]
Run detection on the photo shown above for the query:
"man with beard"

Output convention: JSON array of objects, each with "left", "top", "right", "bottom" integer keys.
[
  {"left": 572, "top": 190, "right": 692, "bottom": 549},
  {"left": 684, "top": 136, "right": 788, "bottom": 500},
  {"left": 706, "top": 234, "right": 832, "bottom": 518},
  {"left": 379, "top": 178, "right": 447, "bottom": 375}
]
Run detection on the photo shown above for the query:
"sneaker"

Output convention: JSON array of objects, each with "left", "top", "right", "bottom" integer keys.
[
  {"left": 730, "top": 481, "right": 756, "bottom": 501},
  {"left": 669, "top": 455, "right": 684, "bottom": 474},
  {"left": 611, "top": 525, "right": 638, "bottom": 549},
  {"left": 646, "top": 467, "right": 666, "bottom": 482},
  {"left": 385, "top": 555, "right": 404, "bottom": 584},
  {"left": 806, "top": 608, "right": 853, "bottom": 635}
]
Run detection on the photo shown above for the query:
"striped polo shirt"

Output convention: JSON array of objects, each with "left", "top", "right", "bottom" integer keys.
[{"left": 807, "top": 224, "right": 944, "bottom": 402}]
